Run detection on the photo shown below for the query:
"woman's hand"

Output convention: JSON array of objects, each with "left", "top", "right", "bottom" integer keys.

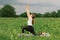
[{"left": 26, "top": 6, "right": 30, "bottom": 11}]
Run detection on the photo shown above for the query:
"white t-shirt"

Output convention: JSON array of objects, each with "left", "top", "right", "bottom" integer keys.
[{"left": 27, "top": 18, "right": 32, "bottom": 26}]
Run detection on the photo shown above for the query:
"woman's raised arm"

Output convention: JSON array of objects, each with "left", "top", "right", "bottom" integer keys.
[{"left": 26, "top": 6, "right": 31, "bottom": 19}]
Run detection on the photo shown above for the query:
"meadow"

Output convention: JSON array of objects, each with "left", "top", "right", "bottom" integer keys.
[{"left": 0, "top": 17, "right": 60, "bottom": 40}]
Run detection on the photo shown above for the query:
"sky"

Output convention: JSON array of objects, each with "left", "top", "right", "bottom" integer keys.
[{"left": 0, "top": 0, "right": 60, "bottom": 15}]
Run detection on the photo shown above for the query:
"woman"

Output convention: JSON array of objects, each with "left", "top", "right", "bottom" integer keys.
[{"left": 22, "top": 6, "right": 36, "bottom": 35}]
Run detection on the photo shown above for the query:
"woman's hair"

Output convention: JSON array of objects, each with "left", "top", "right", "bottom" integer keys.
[
  {"left": 31, "top": 13, "right": 36, "bottom": 24},
  {"left": 31, "top": 14, "right": 36, "bottom": 19},
  {"left": 32, "top": 19, "right": 34, "bottom": 24}
]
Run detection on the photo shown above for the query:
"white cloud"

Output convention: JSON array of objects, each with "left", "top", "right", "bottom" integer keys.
[
  {"left": 17, "top": 0, "right": 60, "bottom": 6},
  {"left": 11, "top": 5, "right": 59, "bottom": 15},
  {"left": 0, "top": 0, "right": 60, "bottom": 15}
]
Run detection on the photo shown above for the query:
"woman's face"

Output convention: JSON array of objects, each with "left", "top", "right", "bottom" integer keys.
[
  {"left": 31, "top": 14, "right": 35, "bottom": 19},
  {"left": 31, "top": 14, "right": 33, "bottom": 17}
]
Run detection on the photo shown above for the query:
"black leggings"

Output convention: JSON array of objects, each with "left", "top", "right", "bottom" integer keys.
[{"left": 22, "top": 26, "right": 36, "bottom": 35}]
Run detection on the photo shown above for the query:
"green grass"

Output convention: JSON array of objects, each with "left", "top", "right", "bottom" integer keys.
[{"left": 0, "top": 17, "right": 60, "bottom": 40}]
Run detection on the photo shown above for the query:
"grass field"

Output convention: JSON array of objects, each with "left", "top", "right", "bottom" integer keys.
[{"left": 0, "top": 17, "right": 60, "bottom": 40}]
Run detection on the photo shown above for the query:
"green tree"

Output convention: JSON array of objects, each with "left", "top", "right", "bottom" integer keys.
[
  {"left": 57, "top": 10, "right": 60, "bottom": 17},
  {"left": 20, "top": 12, "right": 27, "bottom": 17},
  {"left": 51, "top": 11, "right": 58, "bottom": 17},
  {"left": 44, "top": 12, "right": 51, "bottom": 17},
  {"left": 0, "top": 9, "right": 1, "bottom": 16},
  {"left": 1, "top": 4, "right": 16, "bottom": 17},
  {"left": 34, "top": 13, "right": 42, "bottom": 17}
]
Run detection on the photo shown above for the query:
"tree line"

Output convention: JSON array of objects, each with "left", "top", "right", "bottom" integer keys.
[
  {"left": 0, "top": 4, "right": 60, "bottom": 17},
  {"left": 20, "top": 10, "right": 60, "bottom": 17}
]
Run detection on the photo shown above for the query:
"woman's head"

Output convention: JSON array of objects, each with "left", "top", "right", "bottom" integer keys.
[{"left": 31, "top": 14, "right": 36, "bottom": 19}]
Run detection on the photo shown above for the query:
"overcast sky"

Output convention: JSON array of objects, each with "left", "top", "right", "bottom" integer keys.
[{"left": 0, "top": 0, "right": 60, "bottom": 15}]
